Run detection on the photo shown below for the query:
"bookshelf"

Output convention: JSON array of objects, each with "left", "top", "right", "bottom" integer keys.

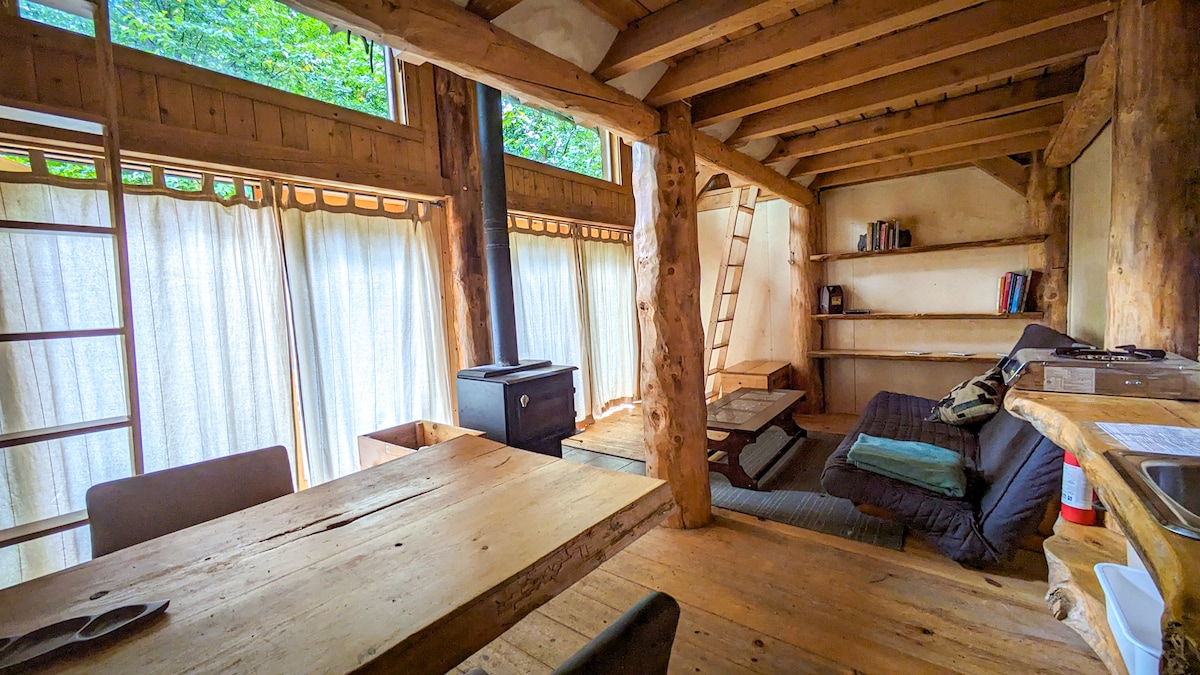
[
  {"left": 813, "top": 312, "right": 1043, "bottom": 321},
  {"left": 809, "top": 234, "right": 1046, "bottom": 263},
  {"left": 810, "top": 350, "right": 1002, "bottom": 363}
]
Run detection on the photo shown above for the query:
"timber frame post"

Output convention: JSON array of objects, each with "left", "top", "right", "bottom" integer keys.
[
  {"left": 433, "top": 66, "right": 492, "bottom": 370},
  {"left": 1026, "top": 151, "right": 1070, "bottom": 334},
  {"left": 1107, "top": 0, "right": 1200, "bottom": 363},
  {"left": 633, "top": 101, "right": 711, "bottom": 530},
  {"left": 790, "top": 201, "right": 824, "bottom": 413}
]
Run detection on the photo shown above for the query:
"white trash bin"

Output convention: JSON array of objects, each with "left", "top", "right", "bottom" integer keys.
[{"left": 1094, "top": 562, "right": 1163, "bottom": 675}]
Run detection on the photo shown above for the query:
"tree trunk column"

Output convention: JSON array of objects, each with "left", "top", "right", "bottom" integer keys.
[
  {"left": 789, "top": 202, "right": 824, "bottom": 413},
  {"left": 434, "top": 67, "right": 492, "bottom": 369},
  {"left": 633, "top": 101, "right": 711, "bottom": 530},
  {"left": 1107, "top": 0, "right": 1200, "bottom": 360},
  {"left": 1026, "top": 151, "right": 1070, "bottom": 334}
]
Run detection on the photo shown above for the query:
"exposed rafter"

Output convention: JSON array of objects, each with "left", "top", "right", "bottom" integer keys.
[
  {"left": 574, "top": 0, "right": 647, "bottom": 29},
  {"left": 1044, "top": 33, "right": 1115, "bottom": 168},
  {"left": 789, "top": 105, "right": 1064, "bottom": 177},
  {"left": 645, "top": 0, "right": 980, "bottom": 106},
  {"left": 594, "top": 0, "right": 815, "bottom": 81},
  {"left": 809, "top": 130, "right": 1052, "bottom": 189},
  {"left": 692, "top": 0, "right": 1111, "bottom": 128},
  {"left": 463, "top": 0, "right": 523, "bottom": 21},
  {"left": 692, "top": 131, "right": 814, "bottom": 207},
  {"left": 730, "top": 17, "right": 1107, "bottom": 142},
  {"left": 973, "top": 156, "right": 1030, "bottom": 195},
  {"left": 765, "top": 70, "right": 1082, "bottom": 162}
]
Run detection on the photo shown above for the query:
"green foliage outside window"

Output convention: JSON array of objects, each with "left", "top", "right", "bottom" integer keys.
[
  {"left": 18, "top": 0, "right": 390, "bottom": 118},
  {"left": 502, "top": 96, "right": 603, "bottom": 179}
]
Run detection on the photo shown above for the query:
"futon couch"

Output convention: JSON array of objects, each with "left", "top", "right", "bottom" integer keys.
[{"left": 820, "top": 324, "right": 1078, "bottom": 566}]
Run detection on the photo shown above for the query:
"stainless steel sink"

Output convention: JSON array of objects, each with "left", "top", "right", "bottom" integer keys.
[{"left": 1107, "top": 451, "right": 1200, "bottom": 540}]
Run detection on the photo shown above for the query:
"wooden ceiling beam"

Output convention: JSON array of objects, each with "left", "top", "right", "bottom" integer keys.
[
  {"left": 788, "top": 105, "right": 1063, "bottom": 176},
  {"left": 767, "top": 69, "right": 1082, "bottom": 162},
  {"left": 809, "top": 130, "right": 1052, "bottom": 190},
  {"left": 594, "top": 0, "right": 818, "bottom": 81},
  {"left": 278, "top": 0, "right": 660, "bottom": 139},
  {"left": 574, "top": 0, "right": 648, "bottom": 30},
  {"left": 645, "top": 0, "right": 981, "bottom": 106},
  {"left": 730, "top": 17, "right": 1107, "bottom": 142},
  {"left": 972, "top": 156, "right": 1030, "bottom": 195},
  {"left": 1044, "top": 33, "right": 1115, "bottom": 168},
  {"left": 693, "top": 0, "right": 1111, "bottom": 128},
  {"left": 463, "top": 0, "right": 523, "bottom": 21},
  {"left": 692, "top": 131, "right": 813, "bottom": 206}
]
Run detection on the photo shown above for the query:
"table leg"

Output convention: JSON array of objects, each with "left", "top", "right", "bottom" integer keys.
[{"left": 707, "top": 432, "right": 758, "bottom": 490}]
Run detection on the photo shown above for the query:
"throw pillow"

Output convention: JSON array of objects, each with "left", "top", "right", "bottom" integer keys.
[{"left": 928, "top": 367, "right": 1006, "bottom": 426}]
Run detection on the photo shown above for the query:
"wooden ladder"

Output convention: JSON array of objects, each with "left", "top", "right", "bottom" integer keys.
[
  {"left": 703, "top": 185, "right": 759, "bottom": 397},
  {"left": 0, "top": 0, "right": 144, "bottom": 549}
]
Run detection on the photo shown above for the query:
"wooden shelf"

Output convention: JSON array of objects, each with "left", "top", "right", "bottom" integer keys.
[
  {"left": 810, "top": 234, "right": 1047, "bottom": 262},
  {"left": 809, "top": 349, "right": 1001, "bottom": 363},
  {"left": 813, "top": 312, "right": 1043, "bottom": 321}
]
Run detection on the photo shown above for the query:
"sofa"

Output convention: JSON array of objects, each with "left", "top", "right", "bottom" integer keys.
[{"left": 820, "top": 324, "right": 1078, "bottom": 566}]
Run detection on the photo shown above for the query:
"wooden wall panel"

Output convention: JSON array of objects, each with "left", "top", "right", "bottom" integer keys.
[
  {"left": 0, "top": 16, "right": 445, "bottom": 198},
  {"left": 504, "top": 153, "right": 634, "bottom": 228}
]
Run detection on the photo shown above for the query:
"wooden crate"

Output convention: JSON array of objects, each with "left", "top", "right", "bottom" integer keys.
[
  {"left": 720, "top": 360, "right": 790, "bottom": 393},
  {"left": 358, "top": 420, "right": 485, "bottom": 469}
]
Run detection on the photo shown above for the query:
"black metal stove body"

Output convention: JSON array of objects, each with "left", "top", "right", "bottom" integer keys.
[{"left": 454, "top": 84, "right": 577, "bottom": 457}]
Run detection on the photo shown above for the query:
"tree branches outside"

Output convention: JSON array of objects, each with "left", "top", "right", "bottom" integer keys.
[{"left": 502, "top": 96, "right": 603, "bottom": 179}]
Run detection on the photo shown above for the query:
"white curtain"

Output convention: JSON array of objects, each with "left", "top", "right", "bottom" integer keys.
[
  {"left": 579, "top": 239, "right": 638, "bottom": 416},
  {"left": 0, "top": 181, "right": 295, "bottom": 587},
  {"left": 509, "top": 231, "right": 590, "bottom": 420},
  {"left": 281, "top": 204, "right": 452, "bottom": 485}
]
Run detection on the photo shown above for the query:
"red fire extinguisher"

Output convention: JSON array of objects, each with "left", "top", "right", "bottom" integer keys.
[{"left": 1061, "top": 450, "right": 1096, "bottom": 525}]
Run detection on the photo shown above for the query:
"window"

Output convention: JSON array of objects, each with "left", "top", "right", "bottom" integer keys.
[
  {"left": 502, "top": 97, "right": 604, "bottom": 179},
  {"left": 18, "top": 0, "right": 392, "bottom": 119}
]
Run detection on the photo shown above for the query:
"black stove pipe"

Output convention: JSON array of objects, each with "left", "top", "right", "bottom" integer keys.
[{"left": 476, "top": 83, "right": 520, "bottom": 367}]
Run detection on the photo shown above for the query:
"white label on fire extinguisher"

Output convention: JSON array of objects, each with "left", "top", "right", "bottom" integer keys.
[{"left": 1062, "top": 462, "right": 1092, "bottom": 509}]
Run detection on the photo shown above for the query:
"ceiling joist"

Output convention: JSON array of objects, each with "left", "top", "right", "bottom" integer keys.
[
  {"left": 972, "top": 156, "right": 1030, "bottom": 195},
  {"left": 463, "top": 0, "right": 523, "bottom": 21},
  {"left": 809, "top": 130, "right": 1052, "bottom": 190},
  {"left": 692, "top": 130, "right": 814, "bottom": 207},
  {"left": 789, "top": 105, "right": 1064, "bottom": 177},
  {"left": 767, "top": 69, "right": 1082, "bottom": 162},
  {"left": 729, "top": 17, "right": 1108, "bottom": 142},
  {"left": 1044, "top": 33, "right": 1115, "bottom": 168},
  {"left": 645, "top": 0, "right": 981, "bottom": 106},
  {"left": 692, "top": 0, "right": 1111, "bottom": 128}
]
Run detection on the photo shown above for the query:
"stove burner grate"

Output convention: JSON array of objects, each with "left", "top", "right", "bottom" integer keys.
[{"left": 1053, "top": 345, "right": 1167, "bottom": 362}]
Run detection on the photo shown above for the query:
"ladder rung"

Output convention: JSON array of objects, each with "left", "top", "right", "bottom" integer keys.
[
  {"left": 1, "top": 220, "right": 115, "bottom": 237},
  {"left": 0, "top": 416, "right": 132, "bottom": 450},
  {"left": 712, "top": 342, "right": 729, "bottom": 349},
  {"left": 0, "top": 509, "right": 89, "bottom": 549},
  {"left": 737, "top": 206, "right": 755, "bottom": 214},
  {"left": 0, "top": 327, "right": 125, "bottom": 343}
]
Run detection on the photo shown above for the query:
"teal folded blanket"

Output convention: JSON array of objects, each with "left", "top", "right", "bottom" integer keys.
[{"left": 847, "top": 433, "right": 967, "bottom": 498}]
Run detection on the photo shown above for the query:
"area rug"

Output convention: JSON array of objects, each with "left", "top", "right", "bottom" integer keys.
[{"left": 709, "top": 429, "right": 907, "bottom": 551}]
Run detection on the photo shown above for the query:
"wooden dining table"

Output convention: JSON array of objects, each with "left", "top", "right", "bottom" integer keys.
[{"left": 0, "top": 436, "right": 673, "bottom": 674}]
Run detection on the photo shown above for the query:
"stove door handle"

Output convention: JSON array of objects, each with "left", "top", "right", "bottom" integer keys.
[{"left": 519, "top": 394, "right": 530, "bottom": 408}]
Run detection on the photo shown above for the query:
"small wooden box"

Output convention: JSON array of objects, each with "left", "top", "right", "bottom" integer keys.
[
  {"left": 358, "top": 420, "right": 485, "bottom": 469},
  {"left": 720, "top": 360, "right": 790, "bottom": 394}
]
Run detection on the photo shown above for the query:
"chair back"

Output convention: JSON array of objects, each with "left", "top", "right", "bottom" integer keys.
[
  {"left": 552, "top": 592, "right": 680, "bottom": 675},
  {"left": 86, "top": 446, "right": 294, "bottom": 556}
]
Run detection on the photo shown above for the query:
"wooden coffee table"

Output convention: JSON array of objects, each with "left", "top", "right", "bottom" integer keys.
[{"left": 707, "top": 388, "right": 806, "bottom": 490}]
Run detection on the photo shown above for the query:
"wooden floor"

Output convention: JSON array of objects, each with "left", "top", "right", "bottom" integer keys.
[{"left": 454, "top": 408, "right": 1104, "bottom": 674}]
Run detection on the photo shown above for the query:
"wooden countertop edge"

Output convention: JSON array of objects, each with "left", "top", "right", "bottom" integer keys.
[{"left": 1004, "top": 390, "right": 1200, "bottom": 673}]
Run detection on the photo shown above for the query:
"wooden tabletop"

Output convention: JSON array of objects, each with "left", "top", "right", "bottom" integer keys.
[
  {"left": 0, "top": 437, "right": 672, "bottom": 674},
  {"left": 1005, "top": 390, "right": 1200, "bottom": 673},
  {"left": 706, "top": 388, "right": 805, "bottom": 433}
]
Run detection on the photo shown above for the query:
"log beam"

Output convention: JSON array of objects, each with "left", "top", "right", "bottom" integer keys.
[
  {"left": 973, "top": 156, "right": 1030, "bottom": 196},
  {"left": 692, "top": 131, "right": 813, "bottom": 207},
  {"left": 634, "top": 101, "right": 711, "bottom": 530},
  {"left": 1107, "top": 0, "right": 1200, "bottom": 365},
  {"left": 1044, "top": 34, "right": 1116, "bottom": 168},
  {"left": 790, "top": 203, "right": 824, "bottom": 414},
  {"left": 434, "top": 67, "right": 492, "bottom": 370},
  {"left": 1026, "top": 151, "right": 1070, "bottom": 333},
  {"left": 463, "top": 0, "right": 523, "bottom": 21},
  {"left": 279, "top": 0, "right": 659, "bottom": 139}
]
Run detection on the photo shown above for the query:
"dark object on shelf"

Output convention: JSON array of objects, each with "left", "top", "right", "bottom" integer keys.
[
  {"left": 0, "top": 600, "right": 169, "bottom": 672},
  {"left": 1003, "top": 345, "right": 1199, "bottom": 401},
  {"left": 819, "top": 285, "right": 844, "bottom": 314},
  {"left": 844, "top": 309, "right": 871, "bottom": 315}
]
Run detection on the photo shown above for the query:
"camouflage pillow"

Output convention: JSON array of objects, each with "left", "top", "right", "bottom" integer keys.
[{"left": 928, "top": 367, "right": 1007, "bottom": 426}]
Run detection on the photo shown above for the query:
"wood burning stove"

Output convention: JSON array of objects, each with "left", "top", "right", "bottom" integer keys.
[{"left": 454, "top": 84, "right": 577, "bottom": 458}]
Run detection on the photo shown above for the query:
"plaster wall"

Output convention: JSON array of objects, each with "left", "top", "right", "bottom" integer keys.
[{"left": 1068, "top": 124, "right": 1112, "bottom": 347}]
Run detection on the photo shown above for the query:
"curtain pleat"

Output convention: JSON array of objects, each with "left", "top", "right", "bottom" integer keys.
[{"left": 579, "top": 239, "right": 638, "bottom": 417}]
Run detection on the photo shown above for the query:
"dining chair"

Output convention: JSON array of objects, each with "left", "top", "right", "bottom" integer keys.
[
  {"left": 85, "top": 445, "right": 294, "bottom": 556},
  {"left": 466, "top": 592, "right": 680, "bottom": 675}
]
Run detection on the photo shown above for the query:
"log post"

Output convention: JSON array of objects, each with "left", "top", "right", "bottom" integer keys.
[
  {"left": 790, "top": 202, "right": 824, "bottom": 413},
  {"left": 1107, "top": 0, "right": 1200, "bottom": 361},
  {"left": 434, "top": 66, "right": 492, "bottom": 369},
  {"left": 1026, "top": 151, "right": 1070, "bottom": 334},
  {"left": 633, "top": 101, "right": 711, "bottom": 530}
]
